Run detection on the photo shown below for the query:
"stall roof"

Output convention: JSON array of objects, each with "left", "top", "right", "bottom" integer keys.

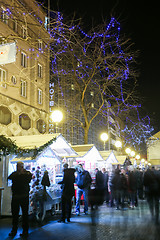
[
  {"left": 82, "top": 146, "right": 103, "bottom": 162},
  {"left": 9, "top": 134, "right": 78, "bottom": 158},
  {"left": 10, "top": 156, "right": 35, "bottom": 163},
  {"left": 149, "top": 131, "right": 160, "bottom": 140},
  {"left": 99, "top": 150, "right": 116, "bottom": 160},
  {"left": 71, "top": 144, "right": 94, "bottom": 156},
  {"left": 115, "top": 155, "right": 127, "bottom": 164},
  {"left": 9, "top": 134, "right": 60, "bottom": 149},
  {"left": 106, "top": 151, "right": 119, "bottom": 164}
]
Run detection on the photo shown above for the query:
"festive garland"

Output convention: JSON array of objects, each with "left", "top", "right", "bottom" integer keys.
[{"left": 0, "top": 135, "right": 56, "bottom": 158}]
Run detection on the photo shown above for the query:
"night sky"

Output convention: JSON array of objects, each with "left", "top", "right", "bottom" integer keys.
[{"left": 47, "top": 0, "right": 160, "bottom": 132}]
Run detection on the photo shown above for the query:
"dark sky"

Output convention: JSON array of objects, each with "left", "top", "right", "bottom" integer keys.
[{"left": 48, "top": 0, "right": 160, "bottom": 132}]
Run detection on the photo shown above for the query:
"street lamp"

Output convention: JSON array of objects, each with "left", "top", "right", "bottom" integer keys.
[
  {"left": 115, "top": 140, "right": 122, "bottom": 154},
  {"left": 100, "top": 133, "right": 108, "bottom": 150},
  {"left": 50, "top": 110, "right": 63, "bottom": 133},
  {"left": 125, "top": 148, "right": 131, "bottom": 155},
  {"left": 130, "top": 151, "right": 135, "bottom": 157},
  {"left": 135, "top": 154, "right": 140, "bottom": 160},
  {"left": 115, "top": 140, "right": 122, "bottom": 148}
]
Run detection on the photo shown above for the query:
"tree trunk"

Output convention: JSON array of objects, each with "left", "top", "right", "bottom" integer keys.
[{"left": 84, "top": 126, "right": 89, "bottom": 144}]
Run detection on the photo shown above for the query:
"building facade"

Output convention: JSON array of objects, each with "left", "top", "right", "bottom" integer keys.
[{"left": 0, "top": 0, "right": 50, "bottom": 137}]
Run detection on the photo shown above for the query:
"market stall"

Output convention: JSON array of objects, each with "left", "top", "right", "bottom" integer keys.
[
  {"left": 105, "top": 151, "right": 119, "bottom": 171},
  {"left": 147, "top": 131, "right": 160, "bottom": 167},
  {"left": 1, "top": 134, "right": 77, "bottom": 219},
  {"left": 72, "top": 144, "right": 104, "bottom": 170}
]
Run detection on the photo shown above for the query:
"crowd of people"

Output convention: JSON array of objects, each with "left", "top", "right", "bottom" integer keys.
[
  {"left": 7, "top": 161, "right": 160, "bottom": 237},
  {"left": 57, "top": 162, "right": 160, "bottom": 225}
]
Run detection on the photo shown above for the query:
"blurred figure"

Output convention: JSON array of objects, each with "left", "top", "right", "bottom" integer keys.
[
  {"left": 136, "top": 168, "right": 144, "bottom": 200},
  {"left": 121, "top": 169, "right": 128, "bottom": 209},
  {"left": 58, "top": 163, "right": 75, "bottom": 223},
  {"left": 89, "top": 168, "right": 105, "bottom": 225},
  {"left": 128, "top": 165, "right": 137, "bottom": 209},
  {"left": 102, "top": 168, "right": 109, "bottom": 205},
  {"left": 75, "top": 164, "right": 92, "bottom": 215},
  {"left": 143, "top": 166, "right": 160, "bottom": 225},
  {"left": 108, "top": 168, "right": 115, "bottom": 207},
  {"left": 111, "top": 168, "right": 122, "bottom": 210}
]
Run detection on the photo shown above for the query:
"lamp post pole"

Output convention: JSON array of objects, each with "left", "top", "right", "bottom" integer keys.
[{"left": 100, "top": 133, "right": 109, "bottom": 151}]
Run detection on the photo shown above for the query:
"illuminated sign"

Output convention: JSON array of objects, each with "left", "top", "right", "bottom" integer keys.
[
  {"left": 49, "top": 82, "right": 54, "bottom": 134},
  {"left": 0, "top": 42, "right": 16, "bottom": 65}
]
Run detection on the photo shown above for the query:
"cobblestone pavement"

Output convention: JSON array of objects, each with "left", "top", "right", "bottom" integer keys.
[{"left": 0, "top": 200, "right": 160, "bottom": 240}]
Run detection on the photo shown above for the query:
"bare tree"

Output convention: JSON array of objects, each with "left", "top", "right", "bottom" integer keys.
[{"left": 50, "top": 16, "right": 141, "bottom": 144}]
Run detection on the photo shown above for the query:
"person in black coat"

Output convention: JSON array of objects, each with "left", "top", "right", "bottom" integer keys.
[
  {"left": 128, "top": 165, "right": 137, "bottom": 208},
  {"left": 58, "top": 163, "right": 75, "bottom": 223},
  {"left": 111, "top": 168, "right": 122, "bottom": 209},
  {"left": 7, "top": 161, "right": 32, "bottom": 237}
]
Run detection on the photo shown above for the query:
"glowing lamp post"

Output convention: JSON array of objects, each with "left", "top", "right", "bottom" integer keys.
[
  {"left": 135, "top": 154, "right": 140, "bottom": 160},
  {"left": 115, "top": 140, "right": 122, "bottom": 148},
  {"left": 100, "top": 133, "right": 109, "bottom": 151},
  {"left": 130, "top": 151, "right": 135, "bottom": 157},
  {"left": 50, "top": 110, "right": 63, "bottom": 133},
  {"left": 125, "top": 148, "right": 131, "bottom": 155},
  {"left": 115, "top": 140, "right": 122, "bottom": 154}
]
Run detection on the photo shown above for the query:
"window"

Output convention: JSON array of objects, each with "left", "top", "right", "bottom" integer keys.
[
  {"left": 20, "top": 80, "right": 27, "bottom": 97},
  {"left": 11, "top": 76, "right": 17, "bottom": 85},
  {"left": 38, "top": 88, "right": 42, "bottom": 104},
  {"left": 21, "top": 52, "right": 27, "bottom": 67},
  {"left": 0, "top": 36, "right": 7, "bottom": 44},
  {"left": 37, "top": 119, "right": 46, "bottom": 133},
  {"left": 38, "top": 63, "right": 42, "bottom": 78},
  {"left": 22, "top": 26, "right": 27, "bottom": 39},
  {"left": 2, "top": 10, "right": 8, "bottom": 24},
  {"left": 38, "top": 40, "right": 42, "bottom": 50},
  {"left": 19, "top": 113, "right": 31, "bottom": 130},
  {"left": 0, "top": 68, "right": 6, "bottom": 88},
  {"left": 0, "top": 106, "right": 11, "bottom": 125}
]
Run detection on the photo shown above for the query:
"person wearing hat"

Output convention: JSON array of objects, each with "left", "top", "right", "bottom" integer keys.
[
  {"left": 58, "top": 163, "right": 75, "bottom": 223},
  {"left": 7, "top": 161, "right": 32, "bottom": 237}
]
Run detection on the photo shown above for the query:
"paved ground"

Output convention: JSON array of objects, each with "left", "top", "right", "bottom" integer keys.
[{"left": 0, "top": 200, "right": 160, "bottom": 240}]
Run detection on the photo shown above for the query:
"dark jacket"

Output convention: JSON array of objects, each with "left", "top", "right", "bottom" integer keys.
[
  {"left": 111, "top": 169, "right": 122, "bottom": 191},
  {"left": 143, "top": 168, "right": 160, "bottom": 195},
  {"left": 76, "top": 170, "right": 92, "bottom": 189},
  {"left": 121, "top": 173, "right": 128, "bottom": 191},
  {"left": 96, "top": 170, "right": 105, "bottom": 190},
  {"left": 128, "top": 171, "right": 137, "bottom": 192},
  {"left": 8, "top": 169, "right": 32, "bottom": 197},
  {"left": 59, "top": 168, "right": 75, "bottom": 198}
]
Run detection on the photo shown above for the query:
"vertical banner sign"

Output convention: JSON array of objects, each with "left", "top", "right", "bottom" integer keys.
[
  {"left": 0, "top": 42, "right": 16, "bottom": 65},
  {"left": 49, "top": 82, "right": 54, "bottom": 134}
]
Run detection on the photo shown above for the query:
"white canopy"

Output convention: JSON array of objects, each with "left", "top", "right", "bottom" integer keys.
[
  {"left": 72, "top": 144, "right": 104, "bottom": 170},
  {"left": 9, "top": 133, "right": 77, "bottom": 159},
  {"left": 105, "top": 151, "right": 119, "bottom": 169}
]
